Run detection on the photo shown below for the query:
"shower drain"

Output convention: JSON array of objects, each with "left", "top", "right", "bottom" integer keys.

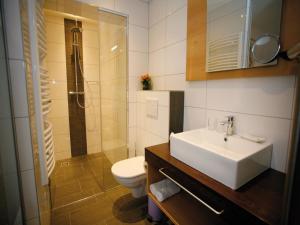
[{"left": 60, "top": 161, "right": 71, "bottom": 167}]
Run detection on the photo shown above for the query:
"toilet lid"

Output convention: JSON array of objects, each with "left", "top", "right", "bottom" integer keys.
[{"left": 111, "top": 156, "right": 145, "bottom": 178}]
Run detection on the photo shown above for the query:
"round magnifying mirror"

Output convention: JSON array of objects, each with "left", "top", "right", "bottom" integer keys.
[{"left": 252, "top": 34, "right": 280, "bottom": 64}]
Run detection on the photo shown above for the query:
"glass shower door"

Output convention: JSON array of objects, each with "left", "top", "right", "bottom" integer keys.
[{"left": 99, "top": 10, "right": 128, "bottom": 189}]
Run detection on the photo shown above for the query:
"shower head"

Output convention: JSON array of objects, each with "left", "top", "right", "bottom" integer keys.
[{"left": 71, "top": 27, "right": 82, "bottom": 33}]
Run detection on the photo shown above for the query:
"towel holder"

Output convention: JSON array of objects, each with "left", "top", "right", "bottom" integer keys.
[{"left": 158, "top": 168, "right": 224, "bottom": 215}]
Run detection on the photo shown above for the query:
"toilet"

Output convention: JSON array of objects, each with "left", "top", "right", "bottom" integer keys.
[{"left": 111, "top": 156, "right": 146, "bottom": 198}]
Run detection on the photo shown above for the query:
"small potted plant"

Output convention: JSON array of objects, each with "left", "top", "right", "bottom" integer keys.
[{"left": 140, "top": 74, "right": 151, "bottom": 90}]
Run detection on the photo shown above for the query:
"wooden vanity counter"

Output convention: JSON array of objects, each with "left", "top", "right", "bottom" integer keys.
[{"left": 145, "top": 143, "right": 285, "bottom": 225}]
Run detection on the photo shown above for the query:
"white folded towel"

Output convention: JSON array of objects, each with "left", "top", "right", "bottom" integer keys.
[{"left": 150, "top": 179, "right": 181, "bottom": 202}]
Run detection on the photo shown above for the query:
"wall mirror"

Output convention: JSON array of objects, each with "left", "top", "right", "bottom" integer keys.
[{"left": 206, "top": 0, "right": 283, "bottom": 72}]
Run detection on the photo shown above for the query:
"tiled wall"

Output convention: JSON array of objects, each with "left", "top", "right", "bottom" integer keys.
[
  {"left": 45, "top": 13, "right": 72, "bottom": 160},
  {"left": 82, "top": 20, "right": 102, "bottom": 155},
  {"left": 148, "top": 0, "right": 296, "bottom": 173},
  {"left": 45, "top": 12, "right": 103, "bottom": 159}
]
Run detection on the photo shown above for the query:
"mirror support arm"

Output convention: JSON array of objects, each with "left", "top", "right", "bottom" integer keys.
[{"left": 280, "top": 42, "right": 300, "bottom": 61}]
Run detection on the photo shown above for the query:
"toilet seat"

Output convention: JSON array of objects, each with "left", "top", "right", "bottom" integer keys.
[{"left": 111, "top": 156, "right": 145, "bottom": 179}]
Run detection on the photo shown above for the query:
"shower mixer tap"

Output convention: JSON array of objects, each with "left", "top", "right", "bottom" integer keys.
[{"left": 68, "top": 91, "right": 85, "bottom": 95}]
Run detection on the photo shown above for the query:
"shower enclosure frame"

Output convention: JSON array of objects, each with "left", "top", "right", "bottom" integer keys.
[{"left": 97, "top": 7, "right": 130, "bottom": 159}]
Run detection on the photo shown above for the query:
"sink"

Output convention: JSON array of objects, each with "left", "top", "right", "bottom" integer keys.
[{"left": 170, "top": 129, "right": 272, "bottom": 190}]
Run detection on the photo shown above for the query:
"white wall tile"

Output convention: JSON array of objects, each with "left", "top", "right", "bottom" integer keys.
[
  {"left": 49, "top": 82, "right": 68, "bottom": 100},
  {"left": 114, "top": 0, "right": 134, "bottom": 24},
  {"left": 15, "top": 118, "right": 34, "bottom": 171},
  {"left": 136, "top": 128, "right": 166, "bottom": 156},
  {"left": 146, "top": 131, "right": 167, "bottom": 149},
  {"left": 184, "top": 107, "right": 207, "bottom": 131},
  {"left": 83, "top": 47, "right": 99, "bottom": 65},
  {"left": 185, "top": 81, "right": 207, "bottom": 108},
  {"left": 167, "top": 0, "right": 187, "bottom": 15},
  {"left": 9, "top": 60, "right": 29, "bottom": 117},
  {"left": 149, "top": 49, "right": 165, "bottom": 76},
  {"left": 164, "top": 40, "right": 186, "bottom": 75},
  {"left": 164, "top": 74, "right": 185, "bottom": 90},
  {"left": 83, "top": 64, "right": 100, "bottom": 81},
  {"left": 129, "top": 102, "right": 136, "bottom": 127},
  {"left": 166, "top": 6, "right": 187, "bottom": 45},
  {"left": 149, "top": 0, "right": 167, "bottom": 27},
  {"left": 133, "top": 0, "right": 149, "bottom": 28},
  {"left": 82, "top": 20, "right": 98, "bottom": 31},
  {"left": 3, "top": 0, "right": 24, "bottom": 60},
  {"left": 53, "top": 134, "right": 71, "bottom": 152},
  {"left": 50, "top": 117, "right": 70, "bottom": 135},
  {"left": 45, "top": 22, "right": 65, "bottom": 44},
  {"left": 0, "top": 58, "right": 11, "bottom": 118},
  {"left": 115, "top": 0, "right": 148, "bottom": 27},
  {"left": 47, "top": 43, "right": 66, "bottom": 62},
  {"left": 129, "top": 78, "right": 137, "bottom": 102},
  {"left": 145, "top": 105, "right": 169, "bottom": 139},
  {"left": 133, "top": 52, "right": 148, "bottom": 77},
  {"left": 88, "top": 144, "right": 100, "bottom": 154},
  {"left": 135, "top": 127, "right": 147, "bottom": 156},
  {"left": 0, "top": 118, "right": 18, "bottom": 175},
  {"left": 86, "top": 113, "right": 100, "bottom": 132},
  {"left": 55, "top": 151, "right": 72, "bottom": 160},
  {"left": 149, "top": 20, "right": 166, "bottom": 52},
  {"left": 133, "top": 26, "right": 148, "bottom": 52},
  {"left": 98, "top": 0, "right": 115, "bottom": 10},
  {"left": 79, "top": 0, "right": 115, "bottom": 10},
  {"left": 151, "top": 76, "right": 165, "bottom": 90},
  {"left": 47, "top": 62, "right": 67, "bottom": 82},
  {"left": 206, "top": 75, "right": 295, "bottom": 119},
  {"left": 129, "top": 25, "right": 134, "bottom": 51},
  {"left": 129, "top": 51, "right": 134, "bottom": 77},
  {"left": 128, "top": 127, "right": 136, "bottom": 157},
  {"left": 45, "top": 14, "right": 64, "bottom": 25},
  {"left": 77, "top": 0, "right": 100, "bottom": 6},
  {"left": 21, "top": 170, "right": 39, "bottom": 220},
  {"left": 83, "top": 29, "right": 99, "bottom": 48},
  {"left": 136, "top": 102, "right": 145, "bottom": 129},
  {"left": 86, "top": 131, "right": 100, "bottom": 146},
  {"left": 48, "top": 99, "right": 69, "bottom": 118}
]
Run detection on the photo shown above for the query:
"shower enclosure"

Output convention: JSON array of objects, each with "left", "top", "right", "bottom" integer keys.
[
  {"left": 37, "top": 0, "right": 129, "bottom": 210},
  {"left": 99, "top": 10, "right": 128, "bottom": 164}
]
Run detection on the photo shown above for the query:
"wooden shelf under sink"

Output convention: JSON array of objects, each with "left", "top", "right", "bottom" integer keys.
[
  {"left": 145, "top": 143, "right": 285, "bottom": 225},
  {"left": 148, "top": 191, "right": 229, "bottom": 225}
]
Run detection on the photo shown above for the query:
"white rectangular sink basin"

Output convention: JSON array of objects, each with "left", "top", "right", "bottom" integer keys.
[{"left": 170, "top": 129, "right": 272, "bottom": 190}]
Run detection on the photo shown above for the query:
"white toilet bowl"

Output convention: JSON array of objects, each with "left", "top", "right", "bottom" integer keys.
[{"left": 111, "top": 156, "right": 146, "bottom": 198}]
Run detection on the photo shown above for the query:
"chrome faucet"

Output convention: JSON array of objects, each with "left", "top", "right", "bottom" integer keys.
[{"left": 219, "top": 116, "right": 234, "bottom": 136}]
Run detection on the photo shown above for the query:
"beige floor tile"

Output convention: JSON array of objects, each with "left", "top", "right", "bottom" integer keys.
[{"left": 51, "top": 153, "right": 148, "bottom": 225}]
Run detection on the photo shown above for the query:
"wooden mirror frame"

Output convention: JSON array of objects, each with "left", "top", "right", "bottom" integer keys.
[{"left": 186, "top": 0, "right": 300, "bottom": 81}]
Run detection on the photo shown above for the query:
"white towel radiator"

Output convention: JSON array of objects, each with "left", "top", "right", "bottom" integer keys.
[{"left": 27, "top": 0, "right": 55, "bottom": 185}]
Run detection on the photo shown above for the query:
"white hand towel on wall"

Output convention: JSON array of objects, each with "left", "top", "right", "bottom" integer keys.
[{"left": 150, "top": 178, "right": 181, "bottom": 202}]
